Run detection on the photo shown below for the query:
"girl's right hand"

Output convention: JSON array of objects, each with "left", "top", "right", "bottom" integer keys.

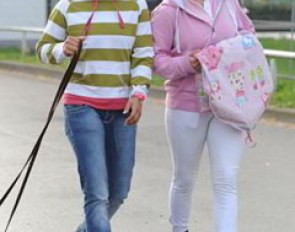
[{"left": 63, "top": 36, "right": 86, "bottom": 56}]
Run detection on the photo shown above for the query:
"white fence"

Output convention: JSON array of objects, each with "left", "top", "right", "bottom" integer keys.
[
  {"left": 0, "top": 26, "right": 43, "bottom": 57},
  {"left": 0, "top": 26, "right": 294, "bottom": 87}
]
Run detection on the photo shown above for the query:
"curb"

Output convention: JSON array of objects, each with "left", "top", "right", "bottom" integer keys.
[
  {"left": 0, "top": 61, "right": 63, "bottom": 79},
  {"left": 1, "top": 61, "right": 295, "bottom": 122},
  {"left": 264, "top": 106, "right": 295, "bottom": 124}
]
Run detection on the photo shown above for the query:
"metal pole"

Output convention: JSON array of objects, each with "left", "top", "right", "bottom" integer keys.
[
  {"left": 47, "top": 0, "right": 52, "bottom": 19},
  {"left": 21, "top": 31, "right": 28, "bottom": 59},
  {"left": 288, "top": 1, "right": 295, "bottom": 77},
  {"left": 270, "top": 59, "right": 278, "bottom": 91}
]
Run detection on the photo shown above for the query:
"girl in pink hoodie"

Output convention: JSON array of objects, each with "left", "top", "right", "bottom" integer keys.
[{"left": 152, "top": 0, "right": 254, "bottom": 232}]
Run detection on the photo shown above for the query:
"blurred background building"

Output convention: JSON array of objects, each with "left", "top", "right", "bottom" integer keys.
[
  {"left": 0, "top": 0, "right": 293, "bottom": 28},
  {"left": 0, "top": 0, "right": 59, "bottom": 46},
  {"left": 0, "top": 0, "right": 294, "bottom": 46}
]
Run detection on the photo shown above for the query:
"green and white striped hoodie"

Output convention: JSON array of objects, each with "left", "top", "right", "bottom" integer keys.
[{"left": 36, "top": 0, "right": 154, "bottom": 110}]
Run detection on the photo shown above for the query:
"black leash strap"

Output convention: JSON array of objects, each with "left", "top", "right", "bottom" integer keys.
[{"left": 0, "top": 42, "right": 82, "bottom": 232}]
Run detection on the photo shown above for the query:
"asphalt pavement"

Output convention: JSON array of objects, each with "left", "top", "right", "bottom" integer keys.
[{"left": 0, "top": 70, "right": 294, "bottom": 232}]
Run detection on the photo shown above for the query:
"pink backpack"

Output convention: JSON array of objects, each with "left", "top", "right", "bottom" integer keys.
[{"left": 197, "top": 33, "right": 273, "bottom": 145}]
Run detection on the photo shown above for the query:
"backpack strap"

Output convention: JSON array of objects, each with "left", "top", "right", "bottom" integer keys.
[
  {"left": 225, "top": 0, "right": 239, "bottom": 34},
  {"left": 245, "top": 130, "right": 257, "bottom": 147}
]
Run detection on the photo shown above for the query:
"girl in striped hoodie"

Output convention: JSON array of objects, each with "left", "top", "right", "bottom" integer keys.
[{"left": 36, "top": 0, "right": 153, "bottom": 231}]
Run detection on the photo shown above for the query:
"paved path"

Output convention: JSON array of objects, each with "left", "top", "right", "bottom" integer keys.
[{"left": 0, "top": 70, "right": 294, "bottom": 232}]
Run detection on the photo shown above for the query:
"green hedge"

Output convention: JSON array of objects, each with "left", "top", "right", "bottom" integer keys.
[{"left": 245, "top": 3, "right": 291, "bottom": 20}]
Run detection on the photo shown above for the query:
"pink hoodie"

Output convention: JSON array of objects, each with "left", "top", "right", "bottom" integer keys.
[{"left": 152, "top": 0, "right": 254, "bottom": 112}]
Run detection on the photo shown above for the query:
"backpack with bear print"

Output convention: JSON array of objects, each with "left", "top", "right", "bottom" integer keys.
[{"left": 197, "top": 33, "right": 273, "bottom": 145}]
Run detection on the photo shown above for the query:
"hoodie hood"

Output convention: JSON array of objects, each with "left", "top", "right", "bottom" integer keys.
[
  {"left": 160, "top": 0, "right": 213, "bottom": 53},
  {"left": 161, "top": 0, "right": 227, "bottom": 25},
  {"left": 158, "top": 0, "right": 227, "bottom": 53},
  {"left": 161, "top": 0, "right": 184, "bottom": 9},
  {"left": 162, "top": 0, "right": 215, "bottom": 22},
  {"left": 169, "top": 0, "right": 185, "bottom": 8}
]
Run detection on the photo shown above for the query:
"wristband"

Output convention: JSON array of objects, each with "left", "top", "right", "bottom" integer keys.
[{"left": 132, "top": 92, "right": 146, "bottom": 101}]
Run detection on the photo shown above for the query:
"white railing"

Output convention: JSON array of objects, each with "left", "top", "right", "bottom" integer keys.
[
  {"left": 1, "top": 26, "right": 295, "bottom": 57},
  {"left": 0, "top": 26, "right": 44, "bottom": 57},
  {"left": 264, "top": 49, "right": 295, "bottom": 59},
  {"left": 0, "top": 26, "right": 295, "bottom": 85},
  {"left": 263, "top": 49, "right": 295, "bottom": 90}
]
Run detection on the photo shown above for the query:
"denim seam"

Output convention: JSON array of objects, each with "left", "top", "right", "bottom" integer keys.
[{"left": 65, "top": 116, "right": 86, "bottom": 191}]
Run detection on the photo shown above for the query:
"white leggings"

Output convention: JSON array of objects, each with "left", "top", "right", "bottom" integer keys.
[{"left": 165, "top": 108, "right": 245, "bottom": 232}]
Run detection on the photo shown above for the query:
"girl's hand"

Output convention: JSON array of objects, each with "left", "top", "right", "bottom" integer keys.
[
  {"left": 63, "top": 36, "right": 86, "bottom": 56},
  {"left": 190, "top": 51, "right": 202, "bottom": 72},
  {"left": 123, "top": 97, "right": 143, "bottom": 125}
]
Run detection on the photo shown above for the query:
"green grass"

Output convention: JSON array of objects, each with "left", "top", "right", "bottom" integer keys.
[
  {"left": 0, "top": 47, "right": 67, "bottom": 69},
  {"left": 260, "top": 38, "right": 295, "bottom": 76},
  {"left": 0, "top": 39, "right": 295, "bottom": 108},
  {"left": 259, "top": 38, "right": 295, "bottom": 108},
  {"left": 270, "top": 79, "right": 295, "bottom": 108},
  {"left": 151, "top": 74, "right": 164, "bottom": 87},
  {"left": 0, "top": 47, "right": 38, "bottom": 64}
]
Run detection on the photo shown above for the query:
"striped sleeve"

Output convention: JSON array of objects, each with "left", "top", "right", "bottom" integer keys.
[
  {"left": 36, "top": 0, "right": 69, "bottom": 64},
  {"left": 130, "top": 0, "right": 154, "bottom": 98}
]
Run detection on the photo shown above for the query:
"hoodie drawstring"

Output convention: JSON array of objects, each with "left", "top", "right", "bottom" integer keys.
[
  {"left": 175, "top": 7, "right": 181, "bottom": 54},
  {"left": 112, "top": 0, "right": 125, "bottom": 29},
  {"left": 83, "top": 0, "right": 99, "bottom": 36},
  {"left": 87, "top": 0, "right": 125, "bottom": 33}
]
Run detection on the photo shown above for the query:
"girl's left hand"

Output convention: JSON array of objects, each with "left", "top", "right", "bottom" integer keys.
[
  {"left": 190, "top": 51, "right": 202, "bottom": 72},
  {"left": 123, "top": 97, "right": 143, "bottom": 125}
]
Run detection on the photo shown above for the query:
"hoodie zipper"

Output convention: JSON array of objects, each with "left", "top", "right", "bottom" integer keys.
[
  {"left": 174, "top": 0, "right": 227, "bottom": 52},
  {"left": 204, "top": 0, "right": 227, "bottom": 46}
]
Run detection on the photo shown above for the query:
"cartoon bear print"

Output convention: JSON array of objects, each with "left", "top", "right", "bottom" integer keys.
[{"left": 226, "top": 62, "right": 247, "bottom": 107}]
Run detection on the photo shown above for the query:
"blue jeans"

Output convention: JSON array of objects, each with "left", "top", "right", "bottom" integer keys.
[{"left": 64, "top": 105, "right": 137, "bottom": 232}]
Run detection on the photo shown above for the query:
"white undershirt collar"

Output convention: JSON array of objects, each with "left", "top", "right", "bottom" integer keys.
[{"left": 204, "top": 0, "right": 213, "bottom": 20}]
